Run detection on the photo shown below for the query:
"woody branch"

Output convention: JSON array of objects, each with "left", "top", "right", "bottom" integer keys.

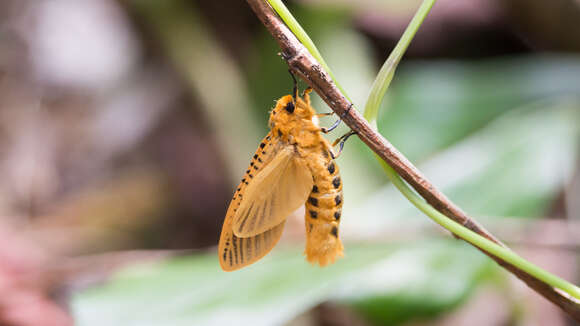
[{"left": 246, "top": 0, "right": 580, "bottom": 320}]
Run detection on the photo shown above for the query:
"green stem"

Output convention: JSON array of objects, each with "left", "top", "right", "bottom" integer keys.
[
  {"left": 266, "top": 0, "right": 580, "bottom": 299},
  {"left": 363, "top": 0, "right": 580, "bottom": 299},
  {"left": 381, "top": 158, "right": 580, "bottom": 299},
  {"left": 363, "top": 0, "right": 435, "bottom": 127}
]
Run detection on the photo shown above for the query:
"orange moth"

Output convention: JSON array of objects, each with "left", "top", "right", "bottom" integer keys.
[{"left": 218, "top": 85, "right": 347, "bottom": 271}]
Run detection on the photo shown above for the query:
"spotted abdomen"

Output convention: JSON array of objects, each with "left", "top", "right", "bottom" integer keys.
[{"left": 304, "top": 158, "right": 344, "bottom": 266}]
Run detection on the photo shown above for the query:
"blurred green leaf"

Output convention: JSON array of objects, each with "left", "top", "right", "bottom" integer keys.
[
  {"left": 345, "top": 243, "right": 495, "bottom": 325},
  {"left": 350, "top": 97, "right": 580, "bottom": 236},
  {"left": 72, "top": 241, "right": 493, "bottom": 326},
  {"left": 379, "top": 56, "right": 580, "bottom": 162}
]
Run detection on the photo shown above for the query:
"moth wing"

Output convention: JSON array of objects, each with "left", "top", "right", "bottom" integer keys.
[
  {"left": 232, "top": 146, "right": 313, "bottom": 237},
  {"left": 219, "top": 219, "right": 286, "bottom": 271}
]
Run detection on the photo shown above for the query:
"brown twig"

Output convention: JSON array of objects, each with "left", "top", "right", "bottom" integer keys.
[{"left": 246, "top": 0, "right": 580, "bottom": 319}]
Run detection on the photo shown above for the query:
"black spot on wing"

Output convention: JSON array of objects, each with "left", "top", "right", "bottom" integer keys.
[
  {"left": 312, "top": 185, "right": 319, "bottom": 193},
  {"left": 309, "top": 210, "right": 318, "bottom": 219},
  {"left": 334, "top": 195, "right": 342, "bottom": 206},
  {"left": 334, "top": 211, "right": 341, "bottom": 220},
  {"left": 260, "top": 142, "right": 266, "bottom": 149}
]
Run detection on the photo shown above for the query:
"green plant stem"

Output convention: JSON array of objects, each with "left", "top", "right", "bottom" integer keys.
[
  {"left": 266, "top": 0, "right": 580, "bottom": 300},
  {"left": 363, "top": 0, "right": 580, "bottom": 299},
  {"left": 382, "top": 159, "right": 580, "bottom": 299},
  {"left": 363, "top": 0, "right": 435, "bottom": 126}
]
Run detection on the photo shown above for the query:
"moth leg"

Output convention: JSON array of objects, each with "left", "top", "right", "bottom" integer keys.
[
  {"left": 321, "top": 103, "right": 353, "bottom": 134},
  {"left": 316, "top": 112, "right": 334, "bottom": 117},
  {"left": 330, "top": 130, "right": 357, "bottom": 159},
  {"left": 302, "top": 87, "right": 313, "bottom": 106},
  {"left": 288, "top": 70, "right": 299, "bottom": 101},
  {"left": 321, "top": 118, "right": 341, "bottom": 133}
]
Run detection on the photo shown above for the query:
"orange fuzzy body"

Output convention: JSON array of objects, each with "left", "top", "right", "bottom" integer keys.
[
  {"left": 303, "top": 149, "right": 344, "bottom": 266},
  {"left": 218, "top": 90, "right": 343, "bottom": 271}
]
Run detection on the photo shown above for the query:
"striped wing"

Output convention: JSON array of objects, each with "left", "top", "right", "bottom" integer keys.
[
  {"left": 219, "top": 219, "right": 286, "bottom": 271},
  {"left": 219, "top": 135, "right": 312, "bottom": 271},
  {"left": 232, "top": 147, "right": 313, "bottom": 237}
]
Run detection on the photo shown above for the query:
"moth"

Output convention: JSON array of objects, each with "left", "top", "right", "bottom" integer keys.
[{"left": 218, "top": 85, "right": 350, "bottom": 271}]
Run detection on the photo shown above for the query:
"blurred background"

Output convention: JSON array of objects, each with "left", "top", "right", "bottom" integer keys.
[{"left": 0, "top": 0, "right": 579, "bottom": 325}]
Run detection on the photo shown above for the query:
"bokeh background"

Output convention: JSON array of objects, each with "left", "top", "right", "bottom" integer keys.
[{"left": 0, "top": 0, "right": 579, "bottom": 325}]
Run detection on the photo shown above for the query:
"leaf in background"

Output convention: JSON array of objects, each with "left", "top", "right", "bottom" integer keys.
[
  {"left": 72, "top": 244, "right": 392, "bottom": 326},
  {"left": 350, "top": 97, "right": 580, "bottom": 235},
  {"left": 379, "top": 56, "right": 580, "bottom": 162},
  {"left": 342, "top": 242, "right": 496, "bottom": 325},
  {"left": 71, "top": 241, "right": 493, "bottom": 326}
]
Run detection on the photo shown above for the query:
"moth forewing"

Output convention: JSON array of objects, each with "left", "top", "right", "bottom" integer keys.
[
  {"left": 218, "top": 133, "right": 286, "bottom": 271},
  {"left": 232, "top": 147, "right": 313, "bottom": 237}
]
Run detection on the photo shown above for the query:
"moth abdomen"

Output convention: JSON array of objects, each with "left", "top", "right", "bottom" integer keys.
[{"left": 303, "top": 158, "right": 344, "bottom": 266}]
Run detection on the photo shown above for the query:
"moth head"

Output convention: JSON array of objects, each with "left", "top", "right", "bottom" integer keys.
[{"left": 269, "top": 93, "right": 315, "bottom": 131}]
